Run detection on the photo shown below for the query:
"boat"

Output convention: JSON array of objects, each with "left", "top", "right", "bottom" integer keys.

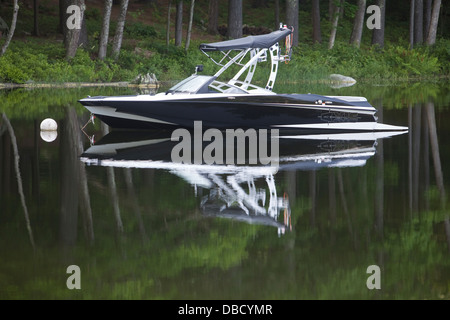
[
  {"left": 78, "top": 25, "right": 407, "bottom": 134},
  {"left": 80, "top": 129, "right": 407, "bottom": 235},
  {"left": 80, "top": 129, "right": 407, "bottom": 170}
]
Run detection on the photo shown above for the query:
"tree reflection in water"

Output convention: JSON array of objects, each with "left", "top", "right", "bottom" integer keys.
[
  {"left": 80, "top": 129, "right": 407, "bottom": 237},
  {"left": 1, "top": 84, "right": 449, "bottom": 299}
]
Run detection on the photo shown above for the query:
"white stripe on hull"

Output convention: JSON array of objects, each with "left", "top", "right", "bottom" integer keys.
[
  {"left": 80, "top": 158, "right": 279, "bottom": 176},
  {"left": 273, "top": 122, "right": 408, "bottom": 131},
  {"left": 279, "top": 131, "right": 409, "bottom": 141},
  {"left": 267, "top": 103, "right": 376, "bottom": 114},
  {"left": 84, "top": 106, "right": 178, "bottom": 125},
  {"left": 80, "top": 92, "right": 275, "bottom": 103},
  {"left": 83, "top": 138, "right": 172, "bottom": 155}
]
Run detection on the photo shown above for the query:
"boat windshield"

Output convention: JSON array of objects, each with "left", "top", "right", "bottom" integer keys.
[{"left": 167, "top": 75, "right": 216, "bottom": 94}]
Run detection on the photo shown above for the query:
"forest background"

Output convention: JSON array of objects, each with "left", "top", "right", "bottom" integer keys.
[{"left": 0, "top": 0, "right": 448, "bottom": 86}]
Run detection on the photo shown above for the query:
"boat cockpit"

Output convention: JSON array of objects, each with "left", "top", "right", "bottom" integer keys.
[
  {"left": 165, "top": 25, "right": 294, "bottom": 96},
  {"left": 165, "top": 74, "right": 275, "bottom": 95}
]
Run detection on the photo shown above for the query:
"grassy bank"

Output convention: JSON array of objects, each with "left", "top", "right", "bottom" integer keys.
[
  {"left": 1, "top": 36, "right": 448, "bottom": 86},
  {"left": 0, "top": 1, "right": 449, "bottom": 86}
]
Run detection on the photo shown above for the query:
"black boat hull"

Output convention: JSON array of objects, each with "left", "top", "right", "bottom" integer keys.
[{"left": 79, "top": 93, "right": 405, "bottom": 133}]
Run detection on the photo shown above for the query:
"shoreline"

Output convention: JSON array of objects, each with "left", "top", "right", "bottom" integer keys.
[
  {"left": 0, "top": 75, "right": 448, "bottom": 90},
  {"left": 0, "top": 82, "right": 160, "bottom": 89}
]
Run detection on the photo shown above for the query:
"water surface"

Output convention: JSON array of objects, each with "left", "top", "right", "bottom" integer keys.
[{"left": 0, "top": 81, "right": 449, "bottom": 300}]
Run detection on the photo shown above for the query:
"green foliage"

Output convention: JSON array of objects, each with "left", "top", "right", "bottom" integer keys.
[
  {"left": 124, "top": 21, "right": 157, "bottom": 39},
  {"left": 0, "top": 40, "right": 140, "bottom": 84},
  {"left": 343, "top": 1, "right": 358, "bottom": 19},
  {"left": 276, "top": 39, "right": 449, "bottom": 85},
  {"left": 0, "top": 53, "right": 30, "bottom": 84},
  {"left": 84, "top": 7, "right": 102, "bottom": 21},
  {"left": 128, "top": 9, "right": 145, "bottom": 21},
  {"left": 426, "top": 38, "right": 450, "bottom": 75},
  {"left": 385, "top": 45, "right": 441, "bottom": 77},
  {"left": 0, "top": 0, "right": 449, "bottom": 86}
]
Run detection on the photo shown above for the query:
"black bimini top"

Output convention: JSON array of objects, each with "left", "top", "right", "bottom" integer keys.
[{"left": 199, "top": 28, "right": 293, "bottom": 52}]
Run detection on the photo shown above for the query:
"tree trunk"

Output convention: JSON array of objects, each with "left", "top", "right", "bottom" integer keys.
[
  {"left": 64, "top": 0, "right": 86, "bottom": 59},
  {"left": 275, "top": 0, "right": 280, "bottom": 30},
  {"left": 412, "top": 103, "right": 421, "bottom": 213},
  {"left": 112, "top": 0, "right": 129, "bottom": 60},
  {"left": 166, "top": 0, "right": 171, "bottom": 46},
  {"left": 2, "top": 113, "right": 35, "bottom": 250},
  {"left": 328, "top": 0, "right": 343, "bottom": 49},
  {"left": 101, "top": 124, "right": 124, "bottom": 235},
  {"left": 312, "top": 0, "right": 321, "bottom": 44},
  {"left": 124, "top": 169, "right": 148, "bottom": 243},
  {"left": 59, "top": 107, "right": 81, "bottom": 248},
  {"left": 185, "top": 0, "right": 195, "bottom": 51},
  {"left": 33, "top": 0, "right": 39, "bottom": 36},
  {"left": 207, "top": 0, "right": 219, "bottom": 34},
  {"left": 349, "top": 0, "right": 366, "bottom": 47},
  {"left": 425, "top": 102, "right": 446, "bottom": 206},
  {"left": 98, "top": 0, "right": 113, "bottom": 60},
  {"left": 78, "top": 160, "right": 94, "bottom": 245},
  {"left": 59, "top": 0, "right": 65, "bottom": 33},
  {"left": 421, "top": 106, "right": 430, "bottom": 211},
  {"left": 337, "top": 169, "right": 353, "bottom": 237},
  {"left": 175, "top": 0, "right": 183, "bottom": 46},
  {"left": 328, "top": 170, "right": 336, "bottom": 231},
  {"left": 372, "top": 0, "right": 386, "bottom": 47},
  {"left": 0, "top": 0, "right": 19, "bottom": 57},
  {"left": 408, "top": 105, "right": 413, "bottom": 214},
  {"left": 78, "top": 10, "right": 88, "bottom": 48},
  {"left": 77, "top": 122, "right": 94, "bottom": 246},
  {"left": 309, "top": 171, "right": 316, "bottom": 228},
  {"left": 285, "top": 0, "right": 298, "bottom": 46},
  {"left": 107, "top": 166, "right": 123, "bottom": 234},
  {"left": 446, "top": 217, "right": 450, "bottom": 253},
  {"left": 424, "top": 0, "right": 432, "bottom": 38},
  {"left": 329, "top": 0, "right": 335, "bottom": 22},
  {"left": 409, "top": 0, "right": 415, "bottom": 48},
  {"left": 425, "top": 0, "right": 442, "bottom": 45},
  {"left": 228, "top": 0, "right": 242, "bottom": 39},
  {"left": 414, "top": 0, "right": 423, "bottom": 45},
  {"left": 340, "top": 0, "right": 345, "bottom": 19},
  {"left": 374, "top": 99, "right": 384, "bottom": 239}
]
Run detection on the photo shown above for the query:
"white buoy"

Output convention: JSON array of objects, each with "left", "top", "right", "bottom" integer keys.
[
  {"left": 40, "top": 118, "right": 58, "bottom": 142},
  {"left": 40, "top": 130, "right": 58, "bottom": 142},
  {"left": 40, "top": 118, "right": 58, "bottom": 131}
]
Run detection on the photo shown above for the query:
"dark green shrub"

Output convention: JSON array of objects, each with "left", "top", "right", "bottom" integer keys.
[{"left": 125, "top": 22, "right": 157, "bottom": 39}]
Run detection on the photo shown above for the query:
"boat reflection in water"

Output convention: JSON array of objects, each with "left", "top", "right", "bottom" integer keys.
[{"left": 80, "top": 129, "right": 407, "bottom": 236}]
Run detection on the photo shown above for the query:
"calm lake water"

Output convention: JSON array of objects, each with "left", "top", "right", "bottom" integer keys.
[{"left": 0, "top": 81, "right": 449, "bottom": 300}]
